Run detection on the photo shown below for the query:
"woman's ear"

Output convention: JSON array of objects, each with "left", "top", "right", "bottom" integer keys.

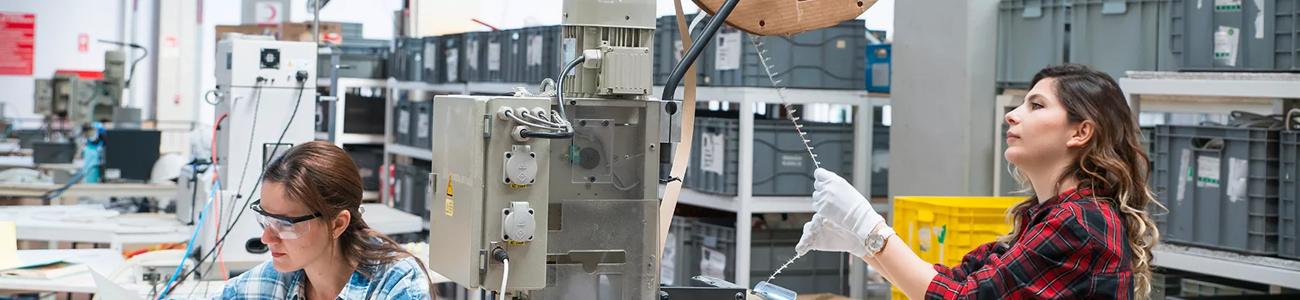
[
  {"left": 332, "top": 210, "right": 351, "bottom": 239},
  {"left": 1066, "top": 120, "right": 1096, "bottom": 148}
]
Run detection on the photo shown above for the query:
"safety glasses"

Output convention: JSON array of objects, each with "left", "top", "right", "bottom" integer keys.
[{"left": 250, "top": 199, "right": 322, "bottom": 240}]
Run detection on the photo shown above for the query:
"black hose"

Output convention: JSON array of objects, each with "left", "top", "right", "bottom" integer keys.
[
  {"left": 520, "top": 128, "right": 573, "bottom": 139},
  {"left": 556, "top": 55, "right": 585, "bottom": 121},
  {"left": 660, "top": 0, "right": 742, "bottom": 100}
]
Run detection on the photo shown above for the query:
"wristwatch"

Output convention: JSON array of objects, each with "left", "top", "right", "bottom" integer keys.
[{"left": 865, "top": 225, "right": 896, "bottom": 257}]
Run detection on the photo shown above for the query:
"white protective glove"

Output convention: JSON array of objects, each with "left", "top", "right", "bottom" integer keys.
[
  {"left": 812, "top": 168, "right": 886, "bottom": 244},
  {"left": 795, "top": 214, "right": 868, "bottom": 258}
]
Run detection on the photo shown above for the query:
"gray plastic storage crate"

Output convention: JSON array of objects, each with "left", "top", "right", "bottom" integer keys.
[
  {"left": 1281, "top": 132, "right": 1300, "bottom": 259},
  {"left": 684, "top": 117, "right": 855, "bottom": 196},
  {"left": 421, "top": 36, "right": 440, "bottom": 84},
  {"left": 320, "top": 40, "right": 390, "bottom": 79},
  {"left": 1180, "top": 277, "right": 1266, "bottom": 297},
  {"left": 410, "top": 100, "right": 433, "bottom": 149},
  {"left": 341, "top": 23, "right": 363, "bottom": 40},
  {"left": 708, "top": 20, "right": 866, "bottom": 89},
  {"left": 653, "top": 14, "right": 714, "bottom": 86},
  {"left": 686, "top": 220, "right": 737, "bottom": 283},
  {"left": 388, "top": 38, "right": 407, "bottom": 81},
  {"left": 661, "top": 217, "right": 695, "bottom": 286},
  {"left": 749, "top": 228, "right": 850, "bottom": 295},
  {"left": 460, "top": 32, "right": 491, "bottom": 82},
  {"left": 393, "top": 99, "right": 411, "bottom": 146},
  {"left": 1070, "top": 0, "right": 1173, "bottom": 80},
  {"left": 1152, "top": 125, "right": 1280, "bottom": 255},
  {"left": 436, "top": 34, "right": 463, "bottom": 83},
  {"left": 871, "top": 124, "right": 889, "bottom": 197},
  {"left": 518, "top": 25, "right": 563, "bottom": 85},
  {"left": 400, "top": 163, "right": 431, "bottom": 221},
  {"left": 1169, "top": 0, "right": 1299, "bottom": 71},
  {"left": 476, "top": 30, "right": 507, "bottom": 82},
  {"left": 1151, "top": 271, "right": 1182, "bottom": 300},
  {"left": 501, "top": 28, "right": 527, "bottom": 83},
  {"left": 390, "top": 37, "right": 425, "bottom": 81},
  {"left": 997, "top": 0, "right": 1069, "bottom": 86},
  {"left": 345, "top": 144, "right": 384, "bottom": 191}
]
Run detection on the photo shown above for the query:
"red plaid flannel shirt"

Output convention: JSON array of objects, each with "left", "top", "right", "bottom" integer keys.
[{"left": 925, "top": 188, "right": 1134, "bottom": 299}]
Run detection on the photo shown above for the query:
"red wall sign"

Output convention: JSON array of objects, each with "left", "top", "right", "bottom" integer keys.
[{"left": 0, "top": 12, "right": 35, "bottom": 76}]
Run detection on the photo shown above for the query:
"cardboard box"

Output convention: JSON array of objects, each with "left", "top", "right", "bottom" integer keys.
[
  {"left": 281, "top": 22, "right": 342, "bottom": 44},
  {"left": 215, "top": 22, "right": 343, "bottom": 45}
]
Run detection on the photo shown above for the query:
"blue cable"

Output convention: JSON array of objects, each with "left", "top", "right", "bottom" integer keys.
[{"left": 156, "top": 179, "right": 221, "bottom": 300}]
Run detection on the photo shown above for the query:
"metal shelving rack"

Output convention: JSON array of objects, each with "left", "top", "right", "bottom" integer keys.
[
  {"left": 1116, "top": 71, "right": 1300, "bottom": 291},
  {"left": 381, "top": 79, "right": 435, "bottom": 207},
  {"left": 657, "top": 85, "right": 890, "bottom": 292},
  {"left": 317, "top": 78, "right": 388, "bottom": 147},
  {"left": 317, "top": 77, "right": 388, "bottom": 202}
]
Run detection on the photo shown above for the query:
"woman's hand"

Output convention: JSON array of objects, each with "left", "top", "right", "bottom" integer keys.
[
  {"left": 795, "top": 214, "right": 867, "bottom": 257},
  {"left": 812, "top": 168, "right": 885, "bottom": 243}
]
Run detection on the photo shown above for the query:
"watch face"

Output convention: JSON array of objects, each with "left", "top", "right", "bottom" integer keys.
[{"left": 868, "top": 235, "right": 884, "bottom": 250}]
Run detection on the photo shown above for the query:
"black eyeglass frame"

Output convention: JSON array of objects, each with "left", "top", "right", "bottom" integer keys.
[{"left": 250, "top": 199, "right": 323, "bottom": 224}]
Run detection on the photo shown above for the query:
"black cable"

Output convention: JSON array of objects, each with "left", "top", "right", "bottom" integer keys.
[
  {"left": 660, "top": 0, "right": 741, "bottom": 101},
  {"left": 160, "top": 79, "right": 308, "bottom": 297},
  {"left": 230, "top": 81, "right": 265, "bottom": 225},
  {"left": 555, "top": 56, "right": 584, "bottom": 127},
  {"left": 509, "top": 56, "right": 585, "bottom": 140},
  {"left": 519, "top": 128, "right": 572, "bottom": 139},
  {"left": 96, "top": 40, "right": 148, "bottom": 88}
]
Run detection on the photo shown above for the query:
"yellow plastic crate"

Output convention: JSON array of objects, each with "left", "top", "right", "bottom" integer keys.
[{"left": 889, "top": 196, "right": 1023, "bottom": 299}]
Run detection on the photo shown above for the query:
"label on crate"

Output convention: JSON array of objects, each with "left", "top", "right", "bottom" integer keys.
[
  {"left": 1226, "top": 157, "right": 1249, "bottom": 203},
  {"left": 1178, "top": 149, "right": 1191, "bottom": 203},
  {"left": 1253, "top": 0, "right": 1264, "bottom": 39},
  {"left": 1214, "top": 0, "right": 1242, "bottom": 11},
  {"left": 1214, "top": 26, "right": 1240, "bottom": 67},
  {"left": 417, "top": 111, "right": 430, "bottom": 138},
  {"left": 424, "top": 44, "right": 437, "bottom": 70},
  {"left": 700, "top": 247, "right": 727, "bottom": 279},
  {"left": 446, "top": 49, "right": 458, "bottom": 82},
  {"left": 662, "top": 233, "right": 678, "bottom": 285},
  {"left": 528, "top": 35, "right": 543, "bottom": 66},
  {"left": 714, "top": 30, "right": 742, "bottom": 71},
  {"left": 398, "top": 111, "right": 409, "bottom": 134},
  {"left": 1196, "top": 155, "right": 1221, "bottom": 188},
  {"left": 467, "top": 41, "right": 479, "bottom": 71},
  {"left": 780, "top": 154, "right": 803, "bottom": 168},
  {"left": 700, "top": 133, "right": 726, "bottom": 175},
  {"left": 488, "top": 42, "right": 501, "bottom": 71}
]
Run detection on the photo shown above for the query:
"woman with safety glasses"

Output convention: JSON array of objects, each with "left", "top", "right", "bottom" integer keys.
[{"left": 220, "top": 141, "right": 432, "bottom": 299}]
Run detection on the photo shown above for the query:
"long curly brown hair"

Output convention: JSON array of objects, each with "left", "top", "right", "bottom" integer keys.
[{"left": 998, "top": 64, "right": 1161, "bottom": 299}]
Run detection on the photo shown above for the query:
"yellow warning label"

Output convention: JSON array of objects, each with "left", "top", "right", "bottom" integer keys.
[{"left": 444, "top": 178, "right": 455, "bottom": 217}]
